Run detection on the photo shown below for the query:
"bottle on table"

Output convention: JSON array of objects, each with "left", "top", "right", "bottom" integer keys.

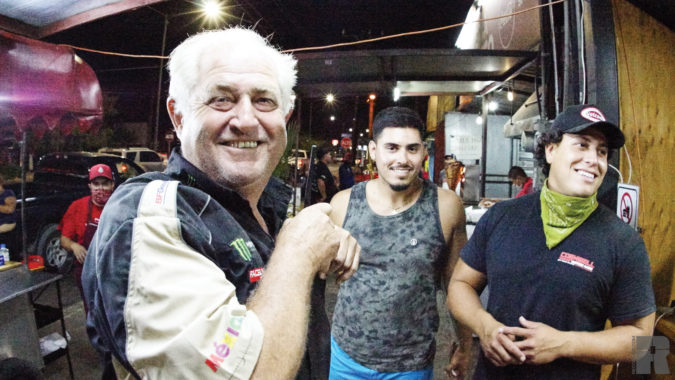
[{"left": 0, "top": 243, "right": 8, "bottom": 265}]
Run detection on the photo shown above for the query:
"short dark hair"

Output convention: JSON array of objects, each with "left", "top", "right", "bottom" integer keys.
[
  {"left": 507, "top": 166, "right": 527, "bottom": 179},
  {"left": 372, "top": 106, "right": 425, "bottom": 141}
]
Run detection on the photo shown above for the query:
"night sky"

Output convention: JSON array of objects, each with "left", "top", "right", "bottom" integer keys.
[{"left": 44, "top": 0, "right": 474, "bottom": 147}]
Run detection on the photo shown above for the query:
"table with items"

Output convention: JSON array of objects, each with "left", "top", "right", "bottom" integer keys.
[{"left": 0, "top": 265, "right": 73, "bottom": 378}]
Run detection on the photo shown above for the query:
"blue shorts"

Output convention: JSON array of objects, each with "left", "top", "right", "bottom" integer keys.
[{"left": 329, "top": 336, "right": 433, "bottom": 380}]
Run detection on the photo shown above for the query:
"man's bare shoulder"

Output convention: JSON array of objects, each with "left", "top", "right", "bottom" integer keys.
[
  {"left": 329, "top": 188, "right": 353, "bottom": 226},
  {"left": 437, "top": 187, "right": 464, "bottom": 215}
]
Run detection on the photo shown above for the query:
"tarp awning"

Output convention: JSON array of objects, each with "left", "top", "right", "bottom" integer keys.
[{"left": 0, "top": 30, "right": 102, "bottom": 138}]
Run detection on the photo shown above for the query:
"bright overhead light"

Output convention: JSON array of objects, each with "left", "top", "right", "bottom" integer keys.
[
  {"left": 475, "top": 116, "right": 483, "bottom": 125},
  {"left": 368, "top": 93, "right": 376, "bottom": 101},
  {"left": 330, "top": 115, "right": 335, "bottom": 121},
  {"left": 488, "top": 101, "right": 498, "bottom": 111},
  {"left": 348, "top": 128, "right": 353, "bottom": 132},
  {"left": 393, "top": 87, "right": 401, "bottom": 101},
  {"left": 201, "top": 0, "right": 222, "bottom": 20},
  {"left": 326, "top": 93, "right": 335, "bottom": 103},
  {"left": 507, "top": 91, "right": 514, "bottom": 101}
]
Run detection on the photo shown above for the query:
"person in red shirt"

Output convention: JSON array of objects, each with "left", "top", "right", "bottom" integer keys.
[
  {"left": 59, "top": 163, "right": 115, "bottom": 312},
  {"left": 508, "top": 166, "right": 534, "bottom": 198}
]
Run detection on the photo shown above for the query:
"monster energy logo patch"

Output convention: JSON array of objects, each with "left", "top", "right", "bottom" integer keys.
[{"left": 230, "top": 238, "right": 252, "bottom": 261}]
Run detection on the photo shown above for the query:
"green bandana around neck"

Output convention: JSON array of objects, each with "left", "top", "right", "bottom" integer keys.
[{"left": 540, "top": 180, "right": 598, "bottom": 249}]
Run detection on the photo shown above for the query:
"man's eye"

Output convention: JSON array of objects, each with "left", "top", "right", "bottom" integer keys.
[
  {"left": 255, "top": 97, "right": 278, "bottom": 111},
  {"left": 207, "top": 96, "right": 234, "bottom": 111}
]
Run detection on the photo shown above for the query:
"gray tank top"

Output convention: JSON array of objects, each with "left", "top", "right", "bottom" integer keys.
[{"left": 331, "top": 179, "right": 446, "bottom": 372}]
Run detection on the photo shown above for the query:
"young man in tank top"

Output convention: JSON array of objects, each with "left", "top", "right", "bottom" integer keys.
[{"left": 329, "top": 106, "right": 472, "bottom": 379}]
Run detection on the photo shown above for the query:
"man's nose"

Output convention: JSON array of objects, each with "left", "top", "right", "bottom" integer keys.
[
  {"left": 584, "top": 149, "right": 600, "bottom": 165},
  {"left": 230, "top": 97, "right": 257, "bottom": 130}
]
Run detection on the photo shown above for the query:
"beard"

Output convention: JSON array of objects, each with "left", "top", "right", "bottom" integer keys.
[{"left": 389, "top": 182, "right": 411, "bottom": 192}]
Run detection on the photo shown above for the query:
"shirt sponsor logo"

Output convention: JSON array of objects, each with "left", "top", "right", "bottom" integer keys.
[
  {"left": 249, "top": 267, "right": 263, "bottom": 283},
  {"left": 154, "top": 181, "right": 170, "bottom": 205},
  {"left": 204, "top": 315, "right": 243, "bottom": 372},
  {"left": 557, "top": 251, "right": 595, "bottom": 272},
  {"left": 229, "top": 238, "right": 252, "bottom": 261}
]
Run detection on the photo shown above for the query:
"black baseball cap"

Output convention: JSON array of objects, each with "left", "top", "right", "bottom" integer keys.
[
  {"left": 551, "top": 104, "right": 625, "bottom": 149},
  {"left": 315, "top": 147, "right": 330, "bottom": 159}
]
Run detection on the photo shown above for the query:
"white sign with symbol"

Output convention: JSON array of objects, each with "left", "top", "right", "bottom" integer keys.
[{"left": 617, "top": 184, "right": 639, "bottom": 230}]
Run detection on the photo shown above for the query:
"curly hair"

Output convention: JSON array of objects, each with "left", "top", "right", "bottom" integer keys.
[{"left": 534, "top": 128, "right": 563, "bottom": 176}]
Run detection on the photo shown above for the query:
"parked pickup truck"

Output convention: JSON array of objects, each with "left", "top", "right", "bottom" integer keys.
[
  {"left": 6, "top": 152, "right": 144, "bottom": 273},
  {"left": 286, "top": 149, "right": 309, "bottom": 169}
]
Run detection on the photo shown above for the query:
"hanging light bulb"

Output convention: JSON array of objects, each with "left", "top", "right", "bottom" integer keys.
[
  {"left": 393, "top": 86, "right": 401, "bottom": 101},
  {"left": 507, "top": 90, "right": 514, "bottom": 101},
  {"left": 489, "top": 101, "right": 498, "bottom": 111},
  {"left": 475, "top": 116, "right": 483, "bottom": 125}
]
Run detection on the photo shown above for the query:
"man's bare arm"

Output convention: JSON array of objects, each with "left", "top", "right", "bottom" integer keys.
[
  {"left": 0, "top": 195, "right": 16, "bottom": 214},
  {"left": 328, "top": 188, "right": 358, "bottom": 283},
  {"left": 437, "top": 189, "right": 473, "bottom": 378},
  {"left": 448, "top": 260, "right": 526, "bottom": 367},
  {"left": 503, "top": 313, "right": 655, "bottom": 365},
  {"left": 248, "top": 203, "right": 360, "bottom": 379}
]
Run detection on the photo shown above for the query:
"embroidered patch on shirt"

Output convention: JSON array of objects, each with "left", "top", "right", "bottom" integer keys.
[
  {"left": 229, "top": 238, "right": 252, "bottom": 261},
  {"left": 249, "top": 267, "right": 263, "bottom": 283},
  {"left": 557, "top": 251, "right": 595, "bottom": 272}
]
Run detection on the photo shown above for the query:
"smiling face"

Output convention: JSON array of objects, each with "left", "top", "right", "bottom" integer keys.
[
  {"left": 545, "top": 127, "right": 608, "bottom": 197},
  {"left": 169, "top": 51, "right": 288, "bottom": 194},
  {"left": 369, "top": 127, "right": 426, "bottom": 192}
]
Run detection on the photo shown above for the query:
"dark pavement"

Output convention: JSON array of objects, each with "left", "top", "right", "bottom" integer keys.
[{"left": 43, "top": 272, "right": 476, "bottom": 379}]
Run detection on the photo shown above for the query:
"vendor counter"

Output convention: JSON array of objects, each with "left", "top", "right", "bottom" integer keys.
[{"left": 0, "top": 265, "right": 73, "bottom": 378}]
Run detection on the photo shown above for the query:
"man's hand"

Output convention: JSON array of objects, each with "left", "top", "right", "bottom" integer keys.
[
  {"left": 72, "top": 243, "right": 87, "bottom": 264},
  {"left": 278, "top": 203, "right": 360, "bottom": 281},
  {"left": 501, "top": 316, "right": 566, "bottom": 365},
  {"left": 478, "top": 318, "right": 526, "bottom": 367},
  {"left": 444, "top": 341, "right": 472, "bottom": 379}
]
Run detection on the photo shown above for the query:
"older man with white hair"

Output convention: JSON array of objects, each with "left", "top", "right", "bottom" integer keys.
[{"left": 83, "top": 27, "right": 360, "bottom": 380}]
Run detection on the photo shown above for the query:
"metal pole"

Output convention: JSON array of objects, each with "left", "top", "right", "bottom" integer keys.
[
  {"left": 308, "top": 101, "right": 313, "bottom": 139},
  {"left": 19, "top": 131, "right": 27, "bottom": 266},
  {"left": 292, "top": 98, "right": 301, "bottom": 215},
  {"left": 153, "top": 15, "right": 168, "bottom": 151},
  {"left": 480, "top": 97, "right": 488, "bottom": 198}
]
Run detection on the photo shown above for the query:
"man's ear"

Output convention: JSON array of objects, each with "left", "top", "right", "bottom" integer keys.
[
  {"left": 545, "top": 143, "right": 556, "bottom": 164},
  {"left": 167, "top": 98, "right": 183, "bottom": 134},
  {"left": 284, "top": 108, "right": 294, "bottom": 123},
  {"left": 368, "top": 140, "right": 377, "bottom": 157}
]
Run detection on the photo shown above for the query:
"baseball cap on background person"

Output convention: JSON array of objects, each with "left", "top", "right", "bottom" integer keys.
[
  {"left": 89, "top": 164, "right": 113, "bottom": 182},
  {"left": 551, "top": 104, "right": 625, "bottom": 149},
  {"left": 315, "top": 147, "right": 330, "bottom": 160}
]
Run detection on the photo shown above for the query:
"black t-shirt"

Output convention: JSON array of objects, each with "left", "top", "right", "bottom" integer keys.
[
  {"left": 461, "top": 192, "right": 655, "bottom": 380},
  {"left": 311, "top": 161, "right": 338, "bottom": 203}
]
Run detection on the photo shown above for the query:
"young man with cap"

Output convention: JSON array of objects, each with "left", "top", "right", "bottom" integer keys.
[
  {"left": 330, "top": 106, "right": 472, "bottom": 379},
  {"left": 59, "top": 163, "right": 115, "bottom": 311},
  {"left": 448, "top": 104, "right": 655, "bottom": 379}
]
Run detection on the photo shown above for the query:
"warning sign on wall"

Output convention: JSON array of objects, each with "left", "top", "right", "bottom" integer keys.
[{"left": 617, "top": 184, "right": 639, "bottom": 230}]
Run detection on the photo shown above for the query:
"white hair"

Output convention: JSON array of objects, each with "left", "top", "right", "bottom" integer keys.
[{"left": 167, "top": 27, "right": 297, "bottom": 115}]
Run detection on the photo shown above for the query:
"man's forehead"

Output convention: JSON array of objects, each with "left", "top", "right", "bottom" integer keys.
[
  {"left": 378, "top": 126, "right": 423, "bottom": 141},
  {"left": 565, "top": 127, "right": 608, "bottom": 145},
  {"left": 197, "top": 53, "right": 280, "bottom": 90}
]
